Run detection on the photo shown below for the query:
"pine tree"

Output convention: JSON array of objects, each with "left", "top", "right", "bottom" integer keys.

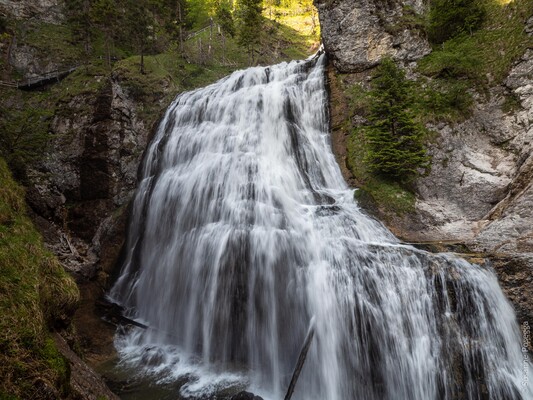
[
  {"left": 235, "top": 0, "right": 263, "bottom": 65},
  {"left": 125, "top": 1, "right": 152, "bottom": 73},
  {"left": 65, "top": 0, "right": 93, "bottom": 69},
  {"left": 363, "top": 58, "right": 430, "bottom": 180},
  {"left": 90, "top": 0, "right": 122, "bottom": 67},
  {"left": 215, "top": 0, "right": 235, "bottom": 61}
]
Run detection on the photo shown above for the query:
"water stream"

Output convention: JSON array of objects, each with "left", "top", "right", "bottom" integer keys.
[{"left": 108, "top": 55, "right": 532, "bottom": 400}]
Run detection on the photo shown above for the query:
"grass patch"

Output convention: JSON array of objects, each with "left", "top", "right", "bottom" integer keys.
[
  {"left": 413, "top": 78, "right": 474, "bottom": 123},
  {"left": 0, "top": 158, "right": 79, "bottom": 399},
  {"left": 419, "top": 0, "right": 533, "bottom": 84}
]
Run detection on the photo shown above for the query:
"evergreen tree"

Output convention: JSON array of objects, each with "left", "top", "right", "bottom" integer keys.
[
  {"left": 65, "top": 0, "right": 94, "bottom": 68},
  {"left": 215, "top": 0, "right": 235, "bottom": 37},
  {"left": 235, "top": 0, "right": 262, "bottom": 64},
  {"left": 90, "top": 0, "right": 122, "bottom": 67},
  {"left": 215, "top": 0, "right": 235, "bottom": 61},
  {"left": 363, "top": 58, "right": 430, "bottom": 180},
  {"left": 0, "top": 107, "right": 52, "bottom": 180},
  {"left": 186, "top": 0, "right": 215, "bottom": 29},
  {"left": 428, "top": 0, "right": 485, "bottom": 44},
  {"left": 125, "top": 0, "right": 152, "bottom": 73}
]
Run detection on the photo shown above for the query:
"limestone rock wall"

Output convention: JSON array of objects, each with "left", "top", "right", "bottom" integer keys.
[
  {"left": 315, "top": 0, "right": 430, "bottom": 72},
  {"left": 26, "top": 76, "right": 156, "bottom": 281},
  {"left": 318, "top": 1, "right": 533, "bottom": 326}
]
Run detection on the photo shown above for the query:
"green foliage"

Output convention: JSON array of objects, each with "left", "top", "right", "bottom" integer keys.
[
  {"left": 428, "top": 0, "right": 485, "bottom": 44},
  {"left": 125, "top": 1, "right": 153, "bottom": 73},
  {"left": 236, "top": 0, "right": 263, "bottom": 62},
  {"left": 186, "top": 0, "right": 215, "bottom": 29},
  {"left": 346, "top": 118, "right": 417, "bottom": 217},
  {"left": 0, "top": 158, "right": 79, "bottom": 399},
  {"left": 362, "top": 58, "right": 430, "bottom": 181},
  {"left": 414, "top": 79, "right": 474, "bottom": 122},
  {"left": 65, "top": 0, "right": 93, "bottom": 62},
  {"left": 418, "top": 36, "right": 482, "bottom": 79},
  {"left": 0, "top": 106, "right": 52, "bottom": 180},
  {"left": 215, "top": 0, "right": 236, "bottom": 37},
  {"left": 420, "top": 0, "right": 533, "bottom": 84}
]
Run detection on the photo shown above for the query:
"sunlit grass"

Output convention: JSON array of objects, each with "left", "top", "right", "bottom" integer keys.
[
  {"left": 264, "top": 4, "right": 320, "bottom": 51},
  {"left": 419, "top": 0, "right": 533, "bottom": 83}
]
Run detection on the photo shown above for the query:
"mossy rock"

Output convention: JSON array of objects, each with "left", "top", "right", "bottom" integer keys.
[{"left": 0, "top": 158, "right": 79, "bottom": 399}]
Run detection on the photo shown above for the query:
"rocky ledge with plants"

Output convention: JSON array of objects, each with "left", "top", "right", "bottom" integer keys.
[{"left": 319, "top": 0, "right": 533, "bottom": 329}]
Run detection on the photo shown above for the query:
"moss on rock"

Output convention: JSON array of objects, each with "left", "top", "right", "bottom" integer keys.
[{"left": 0, "top": 158, "right": 79, "bottom": 399}]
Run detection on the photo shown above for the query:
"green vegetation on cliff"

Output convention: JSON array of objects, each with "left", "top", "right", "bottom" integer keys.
[
  {"left": 428, "top": 0, "right": 485, "bottom": 44},
  {"left": 0, "top": 0, "right": 319, "bottom": 179},
  {"left": 344, "top": 68, "right": 423, "bottom": 218},
  {"left": 0, "top": 158, "right": 80, "bottom": 399},
  {"left": 361, "top": 58, "right": 430, "bottom": 181},
  {"left": 421, "top": 0, "right": 533, "bottom": 83},
  {"left": 342, "top": 0, "right": 532, "bottom": 219}
]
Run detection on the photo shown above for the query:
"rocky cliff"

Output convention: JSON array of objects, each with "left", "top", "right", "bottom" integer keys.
[
  {"left": 1, "top": 2, "right": 176, "bottom": 396},
  {"left": 315, "top": 0, "right": 430, "bottom": 71},
  {"left": 320, "top": 0, "right": 533, "bottom": 329}
]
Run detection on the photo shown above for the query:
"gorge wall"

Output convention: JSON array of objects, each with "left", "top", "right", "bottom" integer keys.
[
  {"left": 315, "top": 0, "right": 430, "bottom": 72},
  {"left": 318, "top": 0, "right": 533, "bottom": 329}
]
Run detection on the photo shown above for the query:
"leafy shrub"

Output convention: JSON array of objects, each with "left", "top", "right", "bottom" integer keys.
[
  {"left": 416, "top": 80, "right": 474, "bottom": 122},
  {"left": 417, "top": 36, "right": 481, "bottom": 79},
  {"left": 0, "top": 107, "right": 52, "bottom": 181},
  {"left": 428, "top": 0, "right": 485, "bottom": 44}
]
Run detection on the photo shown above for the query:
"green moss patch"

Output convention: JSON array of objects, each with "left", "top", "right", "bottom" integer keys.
[
  {"left": 0, "top": 158, "right": 79, "bottom": 399},
  {"left": 419, "top": 0, "right": 533, "bottom": 84}
]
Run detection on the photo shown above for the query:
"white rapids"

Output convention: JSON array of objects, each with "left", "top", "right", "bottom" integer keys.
[{"left": 108, "top": 55, "right": 533, "bottom": 400}]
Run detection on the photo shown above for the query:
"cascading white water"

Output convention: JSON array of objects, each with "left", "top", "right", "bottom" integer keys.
[{"left": 109, "top": 55, "right": 532, "bottom": 400}]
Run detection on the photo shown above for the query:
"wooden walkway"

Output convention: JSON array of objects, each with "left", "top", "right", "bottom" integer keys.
[{"left": 0, "top": 65, "right": 79, "bottom": 90}]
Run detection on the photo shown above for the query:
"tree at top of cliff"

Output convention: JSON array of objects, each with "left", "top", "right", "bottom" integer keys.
[
  {"left": 235, "top": 0, "right": 263, "bottom": 64},
  {"left": 363, "top": 58, "right": 430, "bottom": 181},
  {"left": 428, "top": 0, "right": 485, "bottom": 44}
]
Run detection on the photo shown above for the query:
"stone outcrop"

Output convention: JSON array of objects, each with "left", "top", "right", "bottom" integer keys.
[
  {"left": 8, "top": 41, "right": 63, "bottom": 79},
  {"left": 26, "top": 76, "right": 154, "bottom": 281},
  {"left": 406, "top": 49, "right": 533, "bottom": 257},
  {"left": 319, "top": 1, "right": 533, "bottom": 326},
  {"left": 315, "top": 0, "right": 430, "bottom": 72},
  {"left": 0, "top": 0, "right": 63, "bottom": 24}
]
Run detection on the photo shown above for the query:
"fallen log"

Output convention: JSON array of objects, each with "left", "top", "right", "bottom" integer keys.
[{"left": 284, "top": 316, "right": 316, "bottom": 400}]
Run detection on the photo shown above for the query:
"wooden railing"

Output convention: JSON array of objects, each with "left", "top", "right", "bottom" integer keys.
[{"left": 0, "top": 65, "right": 80, "bottom": 90}]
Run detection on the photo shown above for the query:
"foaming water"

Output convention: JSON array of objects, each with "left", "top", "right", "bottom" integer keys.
[{"left": 109, "top": 55, "right": 532, "bottom": 400}]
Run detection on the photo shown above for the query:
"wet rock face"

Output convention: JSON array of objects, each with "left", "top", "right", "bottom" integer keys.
[
  {"left": 230, "top": 391, "right": 264, "bottom": 400},
  {"left": 26, "top": 78, "right": 152, "bottom": 281},
  {"left": 490, "top": 255, "right": 533, "bottom": 332},
  {"left": 315, "top": 0, "right": 430, "bottom": 72}
]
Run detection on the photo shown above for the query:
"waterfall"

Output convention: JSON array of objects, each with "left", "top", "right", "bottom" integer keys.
[{"left": 108, "top": 55, "right": 532, "bottom": 400}]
